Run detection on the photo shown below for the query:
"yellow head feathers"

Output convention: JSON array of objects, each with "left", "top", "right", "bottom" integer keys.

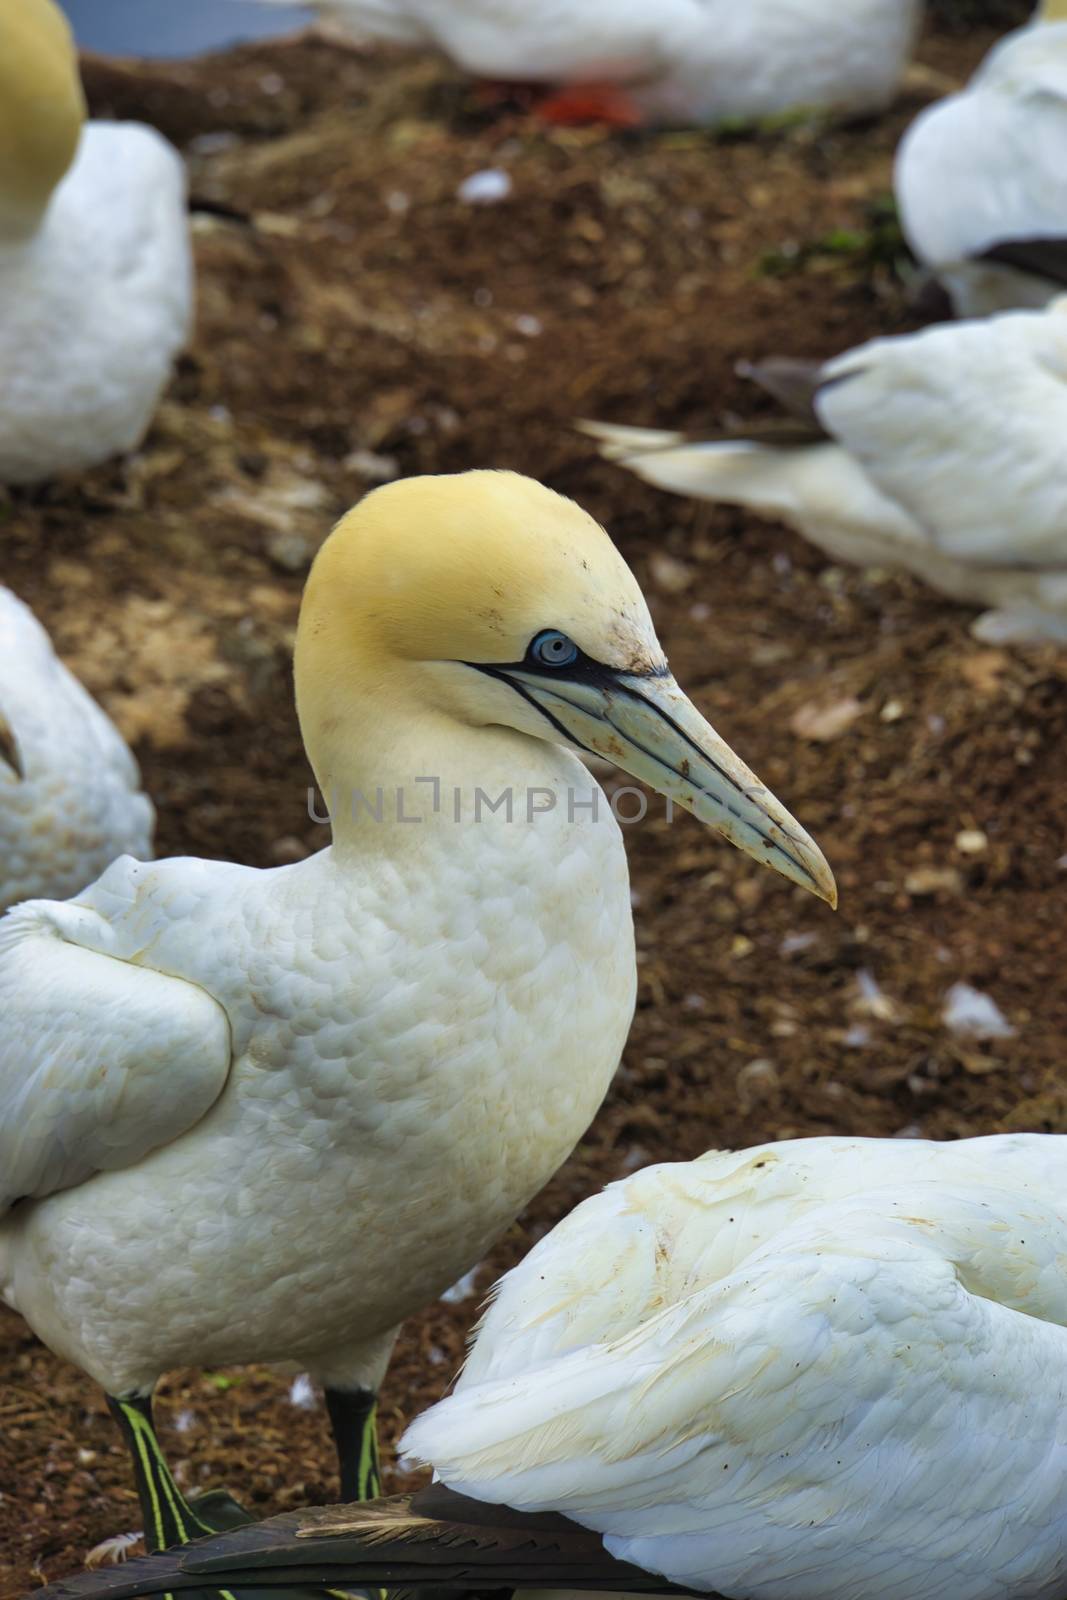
[
  {"left": 1039, "top": 0, "right": 1067, "bottom": 21},
  {"left": 294, "top": 469, "right": 664, "bottom": 794},
  {"left": 0, "top": 0, "right": 85, "bottom": 233},
  {"left": 294, "top": 471, "right": 835, "bottom": 904},
  {"left": 298, "top": 470, "right": 660, "bottom": 676}
]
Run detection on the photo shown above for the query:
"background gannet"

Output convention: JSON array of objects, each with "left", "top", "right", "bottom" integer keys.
[
  {"left": 0, "top": 587, "right": 154, "bottom": 911},
  {"left": 0, "top": 0, "right": 193, "bottom": 484},
  {"left": 33, "top": 1134, "right": 1067, "bottom": 1600},
  {"left": 582, "top": 299, "right": 1067, "bottom": 644},
  {"left": 0, "top": 472, "right": 832, "bottom": 1562},
  {"left": 250, "top": 0, "right": 922, "bottom": 125},
  {"left": 896, "top": 0, "right": 1067, "bottom": 318}
]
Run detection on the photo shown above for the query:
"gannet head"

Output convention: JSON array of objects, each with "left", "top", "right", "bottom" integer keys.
[
  {"left": 1038, "top": 0, "right": 1067, "bottom": 21},
  {"left": 297, "top": 470, "right": 835, "bottom": 904},
  {"left": 0, "top": 0, "right": 85, "bottom": 237}
]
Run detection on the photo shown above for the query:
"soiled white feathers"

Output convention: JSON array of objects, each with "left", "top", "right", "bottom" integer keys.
[
  {"left": 896, "top": 5, "right": 1067, "bottom": 316},
  {"left": 254, "top": 0, "right": 922, "bottom": 125},
  {"left": 584, "top": 299, "right": 1067, "bottom": 643},
  {"left": 406, "top": 1134, "right": 1067, "bottom": 1600},
  {"left": 0, "top": 588, "right": 153, "bottom": 912}
]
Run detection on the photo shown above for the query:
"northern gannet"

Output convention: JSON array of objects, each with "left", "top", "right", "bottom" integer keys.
[
  {"left": 0, "top": 472, "right": 833, "bottom": 1559},
  {"left": 33, "top": 1134, "right": 1067, "bottom": 1600},
  {"left": 582, "top": 299, "right": 1067, "bottom": 644},
  {"left": 0, "top": 0, "right": 193, "bottom": 484},
  {"left": 0, "top": 587, "right": 154, "bottom": 911},
  {"left": 896, "top": 0, "right": 1067, "bottom": 318},
  {"left": 251, "top": 0, "right": 922, "bottom": 125}
]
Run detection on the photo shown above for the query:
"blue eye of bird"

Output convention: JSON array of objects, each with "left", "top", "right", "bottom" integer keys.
[{"left": 531, "top": 630, "right": 579, "bottom": 668}]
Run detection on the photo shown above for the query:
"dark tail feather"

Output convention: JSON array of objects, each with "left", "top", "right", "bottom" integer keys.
[
  {"left": 31, "top": 1486, "right": 708, "bottom": 1600},
  {"left": 735, "top": 358, "right": 828, "bottom": 431},
  {"left": 977, "top": 236, "right": 1067, "bottom": 288}
]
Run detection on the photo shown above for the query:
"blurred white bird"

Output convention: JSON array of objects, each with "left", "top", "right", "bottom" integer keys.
[
  {"left": 251, "top": 0, "right": 922, "bottom": 126},
  {"left": 405, "top": 1134, "right": 1067, "bottom": 1600},
  {"left": 0, "top": 0, "right": 193, "bottom": 484},
  {"left": 582, "top": 299, "right": 1067, "bottom": 644},
  {"left": 0, "top": 587, "right": 154, "bottom": 911},
  {"left": 45, "top": 1135, "right": 1067, "bottom": 1600},
  {"left": 896, "top": 0, "right": 1067, "bottom": 317}
]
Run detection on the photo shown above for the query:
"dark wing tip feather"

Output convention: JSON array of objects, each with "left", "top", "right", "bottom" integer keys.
[
  {"left": 976, "top": 236, "right": 1067, "bottom": 287},
  {"left": 25, "top": 1491, "right": 713, "bottom": 1600},
  {"left": 736, "top": 356, "right": 830, "bottom": 433}
]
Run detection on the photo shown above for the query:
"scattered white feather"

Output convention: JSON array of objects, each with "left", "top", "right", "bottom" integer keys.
[
  {"left": 83, "top": 1532, "right": 143, "bottom": 1568},
  {"left": 440, "top": 1264, "right": 485, "bottom": 1304},
  {"left": 289, "top": 1373, "right": 317, "bottom": 1409},
  {"left": 456, "top": 169, "right": 512, "bottom": 205},
  {"left": 942, "top": 982, "right": 1015, "bottom": 1041}
]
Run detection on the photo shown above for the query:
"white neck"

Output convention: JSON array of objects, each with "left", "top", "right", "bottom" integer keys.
[{"left": 313, "top": 713, "right": 608, "bottom": 863}]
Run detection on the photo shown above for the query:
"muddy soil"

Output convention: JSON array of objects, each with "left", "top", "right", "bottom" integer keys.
[{"left": 3, "top": 7, "right": 1064, "bottom": 1592}]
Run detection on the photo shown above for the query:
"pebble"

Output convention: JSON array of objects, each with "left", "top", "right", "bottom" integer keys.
[
  {"left": 905, "top": 865, "right": 963, "bottom": 896},
  {"left": 955, "top": 828, "right": 988, "bottom": 855},
  {"left": 267, "top": 532, "right": 312, "bottom": 574}
]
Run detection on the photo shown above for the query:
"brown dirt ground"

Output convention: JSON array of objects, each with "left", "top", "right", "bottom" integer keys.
[{"left": 3, "top": 7, "right": 1065, "bottom": 1593}]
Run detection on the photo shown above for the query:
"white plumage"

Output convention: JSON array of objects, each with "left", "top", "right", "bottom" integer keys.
[
  {"left": 0, "top": 123, "right": 194, "bottom": 485},
  {"left": 0, "top": 0, "right": 193, "bottom": 485},
  {"left": 896, "top": 2, "right": 1067, "bottom": 318},
  {"left": 0, "top": 471, "right": 830, "bottom": 1519},
  {"left": 255, "top": 0, "right": 922, "bottom": 125},
  {"left": 583, "top": 299, "right": 1067, "bottom": 643},
  {"left": 0, "top": 815, "right": 632, "bottom": 1395},
  {"left": 406, "top": 1134, "right": 1067, "bottom": 1600},
  {"left": 0, "top": 588, "right": 154, "bottom": 913}
]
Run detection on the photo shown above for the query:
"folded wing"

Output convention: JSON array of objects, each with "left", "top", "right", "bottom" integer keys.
[{"left": 0, "top": 873, "right": 230, "bottom": 1214}]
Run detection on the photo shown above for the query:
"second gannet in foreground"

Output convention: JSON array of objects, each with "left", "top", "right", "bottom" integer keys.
[
  {"left": 252, "top": 0, "right": 921, "bottom": 126},
  {"left": 34, "top": 1135, "right": 1067, "bottom": 1600},
  {"left": 0, "top": 0, "right": 192, "bottom": 484},
  {"left": 896, "top": 0, "right": 1067, "bottom": 318},
  {"left": 0, "top": 472, "right": 832, "bottom": 1564},
  {"left": 583, "top": 299, "right": 1067, "bottom": 644},
  {"left": 0, "top": 588, "right": 154, "bottom": 910}
]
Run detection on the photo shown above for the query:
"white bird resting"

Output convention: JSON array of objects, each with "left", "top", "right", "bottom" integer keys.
[
  {"left": 30, "top": 1134, "right": 1067, "bottom": 1600},
  {"left": 0, "top": 0, "right": 193, "bottom": 484},
  {"left": 407, "top": 1133, "right": 1067, "bottom": 1600},
  {"left": 582, "top": 297, "right": 1067, "bottom": 645},
  {"left": 896, "top": 0, "right": 1067, "bottom": 318},
  {"left": 247, "top": 0, "right": 922, "bottom": 126},
  {"left": 0, "top": 587, "right": 153, "bottom": 912}
]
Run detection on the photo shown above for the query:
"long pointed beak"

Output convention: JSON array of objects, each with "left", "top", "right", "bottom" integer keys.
[{"left": 504, "top": 668, "right": 836, "bottom": 906}]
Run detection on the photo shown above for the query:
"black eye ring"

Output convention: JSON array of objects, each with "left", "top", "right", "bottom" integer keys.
[{"left": 529, "top": 630, "right": 579, "bottom": 668}]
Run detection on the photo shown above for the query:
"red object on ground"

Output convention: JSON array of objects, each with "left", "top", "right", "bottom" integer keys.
[{"left": 534, "top": 82, "right": 646, "bottom": 127}]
